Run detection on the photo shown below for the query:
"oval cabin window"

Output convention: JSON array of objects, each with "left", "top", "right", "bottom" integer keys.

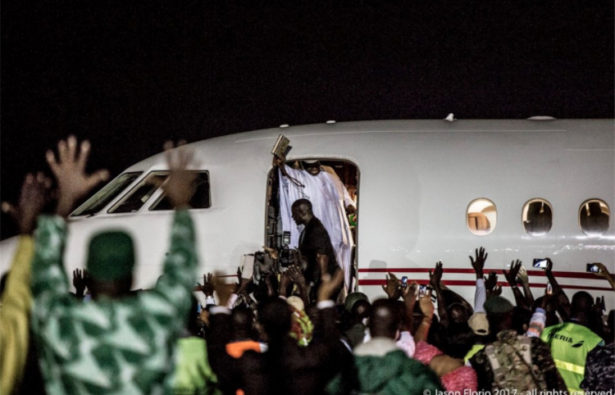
[
  {"left": 467, "top": 198, "right": 497, "bottom": 236},
  {"left": 579, "top": 199, "right": 610, "bottom": 237},
  {"left": 522, "top": 199, "right": 553, "bottom": 236}
]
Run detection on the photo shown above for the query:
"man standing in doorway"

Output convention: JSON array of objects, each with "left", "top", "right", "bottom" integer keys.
[{"left": 276, "top": 158, "right": 354, "bottom": 290}]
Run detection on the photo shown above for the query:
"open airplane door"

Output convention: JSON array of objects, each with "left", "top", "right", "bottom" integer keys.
[{"left": 265, "top": 135, "right": 360, "bottom": 291}]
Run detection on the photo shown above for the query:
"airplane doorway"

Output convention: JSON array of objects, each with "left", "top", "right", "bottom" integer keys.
[{"left": 265, "top": 159, "right": 360, "bottom": 291}]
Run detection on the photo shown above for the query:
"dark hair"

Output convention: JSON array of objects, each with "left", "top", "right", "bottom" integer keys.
[
  {"left": 258, "top": 298, "right": 292, "bottom": 342},
  {"left": 512, "top": 307, "right": 532, "bottom": 335},
  {"left": 441, "top": 322, "right": 475, "bottom": 359}
]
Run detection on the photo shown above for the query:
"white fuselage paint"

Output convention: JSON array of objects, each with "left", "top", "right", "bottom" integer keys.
[{"left": 1, "top": 119, "right": 613, "bottom": 308}]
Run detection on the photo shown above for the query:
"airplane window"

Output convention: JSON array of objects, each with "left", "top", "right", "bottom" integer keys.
[
  {"left": 522, "top": 198, "right": 553, "bottom": 236},
  {"left": 71, "top": 172, "right": 142, "bottom": 217},
  {"left": 150, "top": 172, "right": 210, "bottom": 211},
  {"left": 109, "top": 172, "right": 169, "bottom": 214},
  {"left": 467, "top": 198, "right": 497, "bottom": 236},
  {"left": 579, "top": 199, "right": 610, "bottom": 237}
]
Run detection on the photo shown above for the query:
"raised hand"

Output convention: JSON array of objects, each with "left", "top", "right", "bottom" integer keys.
[
  {"left": 382, "top": 272, "right": 401, "bottom": 300},
  {"left": 504, "top": 260, "right": 523, "bottom": 285},
  {"left": 47, "top": 136, "right": 110, "bottom": 217},
  {"left": 469, "top": 247, "right": 488, "bottom": 279},
  {"left": 484, "top": 271, "right": 499, "bottom": 298},
  {"left": 214, "top": 274, "right": 234, "bottom": 307},
  {"left": 591, "top": 296, "right": 606, "bottom": 315},
  {"left": 72, "top": 269, "right": 87, "bottom": 297},
  {"left": 418, "top": 288, "right": 435, "bottom": 319},
  {"left": 429, "top": 261, "right": 443, "bottom": 289},
  {"left": 197, "top": 273, "right": 214, "bottom": 297},
  {"left": 317, "top": 269, "right": 344, "bottom": 302},
  {"left": 402, "top": 280, "right": 419, "bottom": 300},
  {"left": 161, "top": 141, "right": 198, "bottom": 209},
  {"left": 2, "top": 172, "right": 52, "bottom": 234},
  {"left": 287, "top": 264, "right": 307, "bottom": 288},
  {"left": 517, "top": 265, "right": 530, "bottom": 286}
]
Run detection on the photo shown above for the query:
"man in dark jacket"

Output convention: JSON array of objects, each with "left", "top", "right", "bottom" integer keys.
[{"left": 292, "top": 199, "right": 339, "bottom": 288}]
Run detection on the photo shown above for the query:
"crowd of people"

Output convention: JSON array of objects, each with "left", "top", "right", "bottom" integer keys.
[{"left": 0, "top": 137, "right": 613, "bottom": 395}]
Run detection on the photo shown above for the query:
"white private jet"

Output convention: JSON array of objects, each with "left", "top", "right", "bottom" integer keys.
[{"left": 1, "top": 118, "right": 613, "bottom": 308}]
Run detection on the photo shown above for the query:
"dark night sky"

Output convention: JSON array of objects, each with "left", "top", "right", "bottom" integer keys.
[{"left": 1, "top": 0, "right": 613, "bottom": 239}]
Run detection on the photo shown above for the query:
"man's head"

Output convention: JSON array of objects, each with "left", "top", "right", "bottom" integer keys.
[
  {"left": 484, "top": 296, "right": 514, "bottom": 335},
  {"left": 571, "top": 291, "right": 594, "bottom": 325},
  {"left": 291, "top": 199, "right": 314, "bottom": 226},
  {"left": 368, "top": 299, "right": 402, "bottom": 339},
  {"left": 448, "top": 302, "right": 470, "bottom": 324},
  {"left": 301, "top": 160, "right": 321, "bottom": 176},
  {"left": 86, "top": 230, "right": 135, "bottom": 300},
  {"left": 232, "top": 305, "right": 255, "bottom": 340},
  {"left": 257, "top": 298, "right": 292, "bottom": 343}
]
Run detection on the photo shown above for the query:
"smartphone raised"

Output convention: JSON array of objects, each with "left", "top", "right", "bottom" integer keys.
[
  {"left": 586, "top": 263, "right": 601, "bottom": 274},
  {"left": 401, "top": 276, "right": 408, "bottom": 288},
  {"left": 532, "top": 258, "right": 548, "bottom": 270}
]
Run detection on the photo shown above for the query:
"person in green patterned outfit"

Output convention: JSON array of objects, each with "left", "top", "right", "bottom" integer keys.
[{"left": 30, "top": 137, "right": 199, "bottom": 395}]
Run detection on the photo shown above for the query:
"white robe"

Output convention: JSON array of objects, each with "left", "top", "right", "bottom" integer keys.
[{"left": 279, "top": 165, "right": 354, "bottom": 288}]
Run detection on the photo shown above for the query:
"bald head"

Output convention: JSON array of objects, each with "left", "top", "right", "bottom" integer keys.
[{"left": 369, "top": 299, "right": 402, "bottom": 339}]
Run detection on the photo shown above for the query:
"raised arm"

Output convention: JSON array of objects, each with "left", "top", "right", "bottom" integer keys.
[
  {"left": 153, "top": 142, "right": 199, "bottom": 311},
  {"left": 516, "top": 265, "right": 535, "bottom": 305},
  {"left": 544, "top": 258, "right": 570, "bottom": 321},
  {"left": 0, "top": 173, "right": 51, "bottom": 395},
  {"left": 470, "top": 247, "right": 487, "bottom": 313},
  {"left": 401, "top": 281, "right": 419, "bottom": 332},
  {"left": 415, "top": 289, "right": 435, "bottom": 343},
  {"left": 504, "top": 260, "right": 530, "bottom": 310},
  {"left": 32, "top": 137, "right": 108, "bottom": 302},
  {"left": 590, "top": 262, "right": 615, "bottom": 291},
  {"left": 429, "top": 261, "right": 448, "bottom": 328}
]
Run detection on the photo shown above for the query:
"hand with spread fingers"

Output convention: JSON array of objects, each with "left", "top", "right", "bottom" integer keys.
[
  {"left": 504, "top": 260, "right": 523, "bottom": 286},
  {"left": 72, "top": 269, "right": 88, "bottom": 298},
  {"left": 46, "top": 136, "right": 110, "bottom": 217},
  {"left": 2, "top": 172, "right": 53, "bottom": 235},
  {"left": 197, "top": 273, "right": 215, "bottom": 298},
  {"left": 469, "top": 247, "right": 488, "bottom": 279},
  {"left": 382, "top": 272, "right": 401, "bottom": 300},
  {"left": 287, "top": 264, "right": 307, "bottom": 288},
  {"left": 429, "top": 261, "right": 443, "bottom": 290},
  {"left": 484, "top": 271, "right": 499, "bottom": 299},
  {"left": 161, "top": 141, "right": 198, "bottom": 209}
]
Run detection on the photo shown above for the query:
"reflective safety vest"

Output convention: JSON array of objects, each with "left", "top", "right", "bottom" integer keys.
[
  {"left": 464, "top": 344, "right": 485, "bottom": 364},
  {"left": 541, "top": 323, "right": 603, "bottom": 394}
]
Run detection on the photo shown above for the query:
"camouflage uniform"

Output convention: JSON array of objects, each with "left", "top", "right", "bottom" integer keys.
[
  {"left": 470, "top": 330, "right": 568, "bottom": 394},
  {"left": 30, "top": 210, "right": 197, "bottom": 395},
  {"left": 581, "top": 343, "right": 614, "bottom": 392}
]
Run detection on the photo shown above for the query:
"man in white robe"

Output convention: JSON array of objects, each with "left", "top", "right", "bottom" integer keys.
[{"left": 278, "top": 160, "right": 354, "bottom": 289}]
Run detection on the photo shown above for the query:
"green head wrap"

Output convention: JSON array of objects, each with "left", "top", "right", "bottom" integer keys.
[
  {"left": 87, "top": 231, "right": 135, "bottom": 281},
  {"left": 345, "top": 292, "right": 369, "bottom": 312},
  {"left": 484, "top": 296, "right": 514, "bottom": 315}
]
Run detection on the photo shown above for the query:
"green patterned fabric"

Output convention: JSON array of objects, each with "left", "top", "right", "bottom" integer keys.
[{"left": 30, "top": 210, "right": 198, "bottom": 395}]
